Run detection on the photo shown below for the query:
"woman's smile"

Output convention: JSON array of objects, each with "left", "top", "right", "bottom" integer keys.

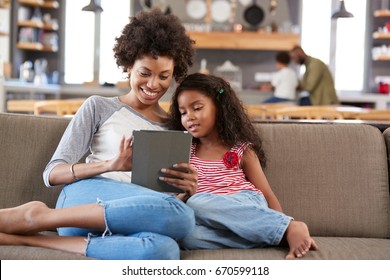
[{"left": 141, "top": 87, "right": 160, "bottom": 99}]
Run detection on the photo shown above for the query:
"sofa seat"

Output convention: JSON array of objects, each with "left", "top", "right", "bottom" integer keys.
[{"left": 181, "top": 237, "right": 390, "bottom": 260}]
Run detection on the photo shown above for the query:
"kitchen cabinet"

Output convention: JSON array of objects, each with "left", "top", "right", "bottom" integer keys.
[
  {"left": 187, "top": 31, "right": 300, "bottom": 51},
  {"left": 9, "top": 0, "right": 61, "bottom": 79},
  {"left": 187, "top": 30, "right": 300, "bottom": 89}
]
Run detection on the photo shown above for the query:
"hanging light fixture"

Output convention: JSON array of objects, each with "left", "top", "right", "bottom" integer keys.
[
  {"left": 331, "top": 0, "right": 353, "bottom": 19},
  {"left": 82, "top": 0, "right": 103, "bottom": 13}
]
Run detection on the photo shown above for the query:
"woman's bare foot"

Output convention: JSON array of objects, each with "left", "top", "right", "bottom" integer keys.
[
  {"left": 0, "top": 232, "right": 87, "bottom": 255},
  {"left": 285, "top": 221, "right": 318, "bottom": 259},
  {"left": 0, "top": 201, "right": 50, "bottom": 234},
  {"left": 0, "top": 232, "right": 23, "bottom": 245}
]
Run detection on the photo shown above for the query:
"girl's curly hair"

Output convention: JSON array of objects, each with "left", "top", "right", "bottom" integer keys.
[
  {"left": 168, "top": 73, "right": 267, "bottom": 168},
  {"left": 113, "top": 9, "right": 195, "bottom": 82}
]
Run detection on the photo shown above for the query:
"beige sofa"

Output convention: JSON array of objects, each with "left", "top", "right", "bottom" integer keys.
[{"left": 1, "top": 112, "right": 390, "bottom": 260}]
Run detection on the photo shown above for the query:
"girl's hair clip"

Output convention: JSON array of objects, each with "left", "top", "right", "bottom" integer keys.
[{"left": 218, "top": 89, "right": 225, "bottom": 94}]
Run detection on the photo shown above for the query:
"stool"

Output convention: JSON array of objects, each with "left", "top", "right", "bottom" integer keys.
[
  {"left": 34, "top": 99, "right": 86, "bottom": 116},
  {"left": 7, "top": 100, "right": 39, "bottom": 113}
]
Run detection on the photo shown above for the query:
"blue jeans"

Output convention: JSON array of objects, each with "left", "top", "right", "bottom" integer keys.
[
  {"left": 262, "top": 97, "right": 295, "bottom": 103},
  {"left": 299, "top": 97, "right": 312, "bottom": 106},
  {"left": 56, "top": 177, "right": 195, "bottom": 260},
  {"left": 180, "top": 191, "right": 292, "bottom": 249}
]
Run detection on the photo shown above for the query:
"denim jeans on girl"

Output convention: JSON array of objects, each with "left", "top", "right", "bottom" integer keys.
[
  {"left": 180, "top": 190, "right": 292, "bottom": 249},
  {"left": 56, "top": 177, "right": 195, "bottom": 260}
]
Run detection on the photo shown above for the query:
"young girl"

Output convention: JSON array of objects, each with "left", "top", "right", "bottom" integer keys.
[{"left": 163, "top": 73, "right": 318, "bottom": 259}]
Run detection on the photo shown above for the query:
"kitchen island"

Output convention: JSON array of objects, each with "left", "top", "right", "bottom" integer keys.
[{"left": 1, "top": 79, "right": 389, "bottom": 113}]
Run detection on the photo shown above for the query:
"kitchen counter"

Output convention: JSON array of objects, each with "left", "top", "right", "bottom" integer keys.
[
  {"left": 0, "top": 80, "right": 60, "bottom": 112},
  {"left": 0, "top": 80, "right": 128, "bottom": 113},
  {"left": 1, "top": 79, "right": 390, "bottom": 113},
  {"left": 337, "top": 91, "right": 390, "bottom": 109}
]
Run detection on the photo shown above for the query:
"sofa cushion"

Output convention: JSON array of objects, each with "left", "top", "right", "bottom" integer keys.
[
  {"left": 256, "top": 123, "right": 390, "bottom": 238},
  {"left": 1, "top": 114, "right": 389, "bottom": 260},
  {"left": 0, "top": 113, "right": 70, "bottom": 208}
]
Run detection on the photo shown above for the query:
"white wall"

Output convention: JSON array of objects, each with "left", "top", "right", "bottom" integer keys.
[{"left": 0, "top": 7, "right": 10, "bottom": 76}]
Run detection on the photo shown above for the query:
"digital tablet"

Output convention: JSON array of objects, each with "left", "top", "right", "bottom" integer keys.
[{"left": 131, "top": 130, "right": 192, "bottom": 193}]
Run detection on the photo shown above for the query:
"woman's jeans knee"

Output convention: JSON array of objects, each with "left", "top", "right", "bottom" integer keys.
[
  {"left": 55, "top": 177, "right": 195, "bottom": 259},
  {"left": 86, "top": 232, "right": 180, "bottom": 260}
]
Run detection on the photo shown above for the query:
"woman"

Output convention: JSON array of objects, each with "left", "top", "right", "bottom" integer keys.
[{"left": 0, "top": 9, "right": 196, "bottom": 260}]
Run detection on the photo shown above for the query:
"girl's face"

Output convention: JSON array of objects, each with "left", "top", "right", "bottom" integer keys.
[
  {"left": 177, "top": 90, "right": 218, "bottom": 140},
  {"left": 128, "top": 55, "right": 174, "bottom": 105}
]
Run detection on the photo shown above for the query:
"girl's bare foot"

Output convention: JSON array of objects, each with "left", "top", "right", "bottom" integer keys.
[
  {"left": 285, "top": 221, "right": 318, "bottom": 259},
  {"left": 0, "top": 201, "right": 50, "bottom": 234}
]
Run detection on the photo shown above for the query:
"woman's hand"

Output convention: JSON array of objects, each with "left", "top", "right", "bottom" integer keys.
[
  {"left": 159, "top": 163, "right": 198, "bottom": 201},
  {"left": 109, "top": 135, "right": 133, "bottom": 172}
]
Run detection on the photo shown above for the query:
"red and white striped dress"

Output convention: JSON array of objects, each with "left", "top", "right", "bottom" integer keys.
[{"left": 190, "top": 142, "right": 263, "bottom": 195}]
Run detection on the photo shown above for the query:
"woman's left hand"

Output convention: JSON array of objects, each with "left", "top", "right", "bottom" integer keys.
[{"left": 159, "top": 163, "right": 198, "bottom": 201}]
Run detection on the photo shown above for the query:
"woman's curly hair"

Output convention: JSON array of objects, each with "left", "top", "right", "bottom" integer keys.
[
  {"left": 113, "top": 9, "right": 195, "bottom": 82},
  {"left": 168, "top": 73, "right": 267, "bottom": 168}
]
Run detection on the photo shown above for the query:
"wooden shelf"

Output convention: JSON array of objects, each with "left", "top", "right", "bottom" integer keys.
[
  {"left": 374, "top": 10, "right": 390, "bottom": 17},
  {"left": 187, "top": 31, "right": 300, "bottom": 51},
  {"left": 0, "top": 31, "right": 9, "bottom": 36},
  {"left": 18, "top": 0, "right": 59, "bottom": 9},
  {"left": 373, "top": 55, "right": 390, "bottom": 61},
  {"left": 0, "top": 3, "right": 10, "bottom": 9},
  {"left": 16, "top": 42, "right": 58, "bottom": 52},
  {"left": 373, "top": 32, "right": 390, "bottom": 39},
  {"left": 17, "top": 20, "right": 58, "bottom": 30}
]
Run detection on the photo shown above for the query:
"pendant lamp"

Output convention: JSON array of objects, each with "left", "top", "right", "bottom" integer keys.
[
  {"left": 82, "top": 0, "right": 103, "bottom": 13},
  {"left": 331, "top": 0, "right": 353, "bottom": 19}
]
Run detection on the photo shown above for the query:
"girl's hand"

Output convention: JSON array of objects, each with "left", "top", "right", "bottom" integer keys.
[
  {"left": 159, "top": 163, "right": 198, "bottom": 200},
  {"left": 109, "top": 135, "right": 133, "bottom": 172}
]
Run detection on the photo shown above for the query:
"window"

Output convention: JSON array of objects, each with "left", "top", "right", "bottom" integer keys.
[
  {"left": 99, "top": 1, "right": 132, "bottom": 84},
  {"left": 301, "top": 0, "right": 332, "bottom": 65},
  {"left": 300, "top": 0, "right": 367, "bottom": 91},
  {"left": 64, "top": 0, "right": 131, "bottom": 84},
  {"left": 333, "top": 1, "right": 367, "bottom": 91}
]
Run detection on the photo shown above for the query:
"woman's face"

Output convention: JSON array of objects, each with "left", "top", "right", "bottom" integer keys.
[{"left": 128, "top": 55, "right": 174, "bottom": 105}]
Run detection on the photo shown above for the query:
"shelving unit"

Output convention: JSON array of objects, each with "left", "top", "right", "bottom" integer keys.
[
  {"left": 15, "top": 0, "right": 59, "bottom": 53},
  {"left": 372, "top": 9, "right": 390, "bottom": 61},
  {"left": 9, "top": 0, "right": 62, "bottom": 79},
  {"left": 187, "top": 31, "right": 300, "bottom": 51},
  {"left": 370, "top": 2, "right": 390, "bottom": 92}
]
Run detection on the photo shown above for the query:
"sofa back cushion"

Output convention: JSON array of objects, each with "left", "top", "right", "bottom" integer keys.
[
  {"left": 256, "top": 123, "right": 389, "bottom": 238},
  {"left": 0, "top": 113, "right": 70, "bottom": 208}
]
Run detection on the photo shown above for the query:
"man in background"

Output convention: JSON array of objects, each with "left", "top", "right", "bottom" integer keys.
[{"left": 290, "top": 46, "right": 339, "bottom": 106}]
